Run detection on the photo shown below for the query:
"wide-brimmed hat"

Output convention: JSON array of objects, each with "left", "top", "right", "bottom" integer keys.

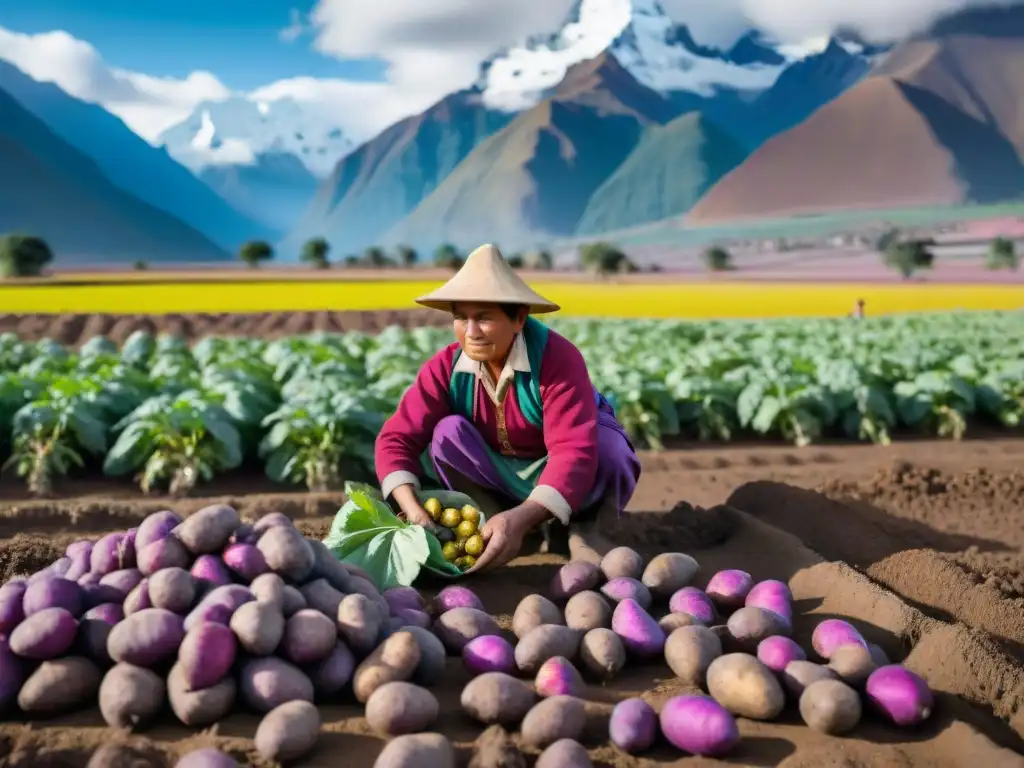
[{"left": 415, "top": 244, "right": 559, "bottom": 314}]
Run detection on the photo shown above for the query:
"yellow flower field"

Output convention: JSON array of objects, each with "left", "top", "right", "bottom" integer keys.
[{"left": 1, "top": 279, "right": 1022, "bottom": 318}]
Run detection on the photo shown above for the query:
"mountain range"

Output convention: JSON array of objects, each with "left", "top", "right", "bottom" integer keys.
[{"left": 2, "top": 0, "right": 1024, "bottom": 263}]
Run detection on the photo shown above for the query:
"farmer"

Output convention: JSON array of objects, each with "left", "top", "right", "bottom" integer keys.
[{"left": 374, "top": 243, "right": 641, "bottom": 573}]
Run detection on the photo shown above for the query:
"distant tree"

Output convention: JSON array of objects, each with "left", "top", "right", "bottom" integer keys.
[
  {"left": 363, "top": 246, "right": 390, "bottom": 268},
  {"left": 239, "top": 240, "right": 273, "bottom": 268},
  {"left": 578, "top": 242, "right": 631, "bottom": 275},
  {"left": 986, "top": 236, "right": 1019, "bottom": 271},
  {"left": 883, "top": 239, "right": 934, "bottom": 279},
  {"left": 434, "top": 243, "right": 463, "bottom": 269},
  {"left": 524, "top": 250, "right": 553, "bottom": 270},
  {"left": 702, "top": 245, "right": 733, "bottom": 272},
  {"left": 0, "top": 234, "right": 53, "bottom": 278},
  {"left": 875, "top": 227, "right": 901, "bottom": 253},
  {"left": 506, "top": 253, "right": 524, "bottom": 269},
  {"left": 301, "top": 237, "right": 331, "bottom": 269},
  {"left": 396, "top": 245, "right": 418, "bottom": 267},
  {"left": 133, "top": 260, "right": 148, "bottom": 271}
]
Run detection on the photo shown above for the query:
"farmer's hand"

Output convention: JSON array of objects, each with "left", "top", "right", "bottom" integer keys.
[
  {"left": 467, "top": 501, "right": 550, "bottom": 574},
  {"left": 391, "top": 484, "right": 437, "bottom": 530}
]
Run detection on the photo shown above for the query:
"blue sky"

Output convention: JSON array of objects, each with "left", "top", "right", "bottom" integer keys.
[{"left": 0, "top": 0, "right": 386, "bottom": 90}]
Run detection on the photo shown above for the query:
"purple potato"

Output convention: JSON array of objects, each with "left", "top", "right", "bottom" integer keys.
[
  {"left": 184, "top": 584, "right": 253, "bottom": 631},
  {"left": 65, "top": 552, "right": 91, "bottom": 582},
  {"left": 600, "top": 578, "right": 652, "bottom": 610},
  {"left": 252, "top": 512, "right": 294, "bottom": 535},
  {"left": 609, "top": 697, "right": 657, "bottom": 754},
  {"left": 90, "top": 532, "right": 134, "bottom": 575},
  {"left": 308, "top": 640, "right": 357, "bottom": 697},
  {"left": 135, "top": 510, "right": 183, "bottom": 551},
  {"left": 659, "top": 695, "right": 740, "bottom": 756},
  {"left": 137, "top": 537, "right": 192, "bottom": 576},
  {"left": 811, "top": 619, "right": 868, "bottom": 660},
  {"left": 550, "top": 561, "right": 601, "bottom": 600},
  {"left": 864, "top": 665, "right": 934, "bottom": 726},
  {"left": 384, "top": 586, "right": 425, "bottom": 614},
  {"left": 611, "top": 598, "right": 665, "bottom": 658},
  {"left": 179, "top": 621, "right": 237, "bottom": 689},
  {"left": 23, "top": 577, "right": 83, "bottom": 617},
  {"left": 0, "top": 580, "right": 26, "bottom": 634},
  {"left": 757, "top": 636, "right": 806, "bottom": 673},
  {"left": 239, "top": 656, "right": 315, "bottom": 713},
  {"left": 175, "top": 749, "right": 239, "bottom": 768},
  {"left": 81, "top": 582, "right": 126, "bottom": 609},
  {"left": 222, "top": 543, "right": 269, "bottom": 582},
  {"left": 535, "top": 656, "right": 586, "bottom": 698},
  {"left": 668, "top": 587, "right": 717, "bottom": 623},
  {"left": 394, "top": 608, "right": 432, "bottom": 629},
  {"left": 9, "top": 607, "right": 78, "bottom": 659},
  {"left": 433, "top": 585, "right": 483, "bottom": 614},
  {"left": 30, "top": 557, "right": 72, "bottom": 582},
  {"left": 99, "top": 568, "right": 144, "bottom": 597},
  {"left": 705, "top": 570, "right": 754, "bottom": 608},
  {"left": 0, "top": 643, "right": 26, "bottom": 712},
  {"left": 107, "top": 608, "right": 185, "bottom": 667},
  {"left": 462, "top": 635, "right": 516, "bottom": 676},
  {"left": 191, "top": 555, "right": 233, "bottom": 588},
  {"left": 65, "top": 540, "right": 94, "bottom": 559},
  {"left": 281, "top": 609, "right": 336, "bottom": 665},
  {"left": 76, "top": 618, "right": 114, "bottom": 665},
  {"left": 174, "top": 504, "right": 242, "bottom": 555},
  {"left": 148, "top": 567, "right": 196, "bottom": 614},
  {"left": 83, "top": 603, "right": 124, "bottom": 624}
]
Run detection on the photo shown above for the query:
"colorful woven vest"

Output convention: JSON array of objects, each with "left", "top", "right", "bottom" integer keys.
[{"left": 449, "top": 316, "right": 549, "bottom": 429}]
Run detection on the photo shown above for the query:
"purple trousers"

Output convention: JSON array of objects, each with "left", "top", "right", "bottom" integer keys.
[{"left": 427, "top": 411, "right": 641, "bottom": 520}]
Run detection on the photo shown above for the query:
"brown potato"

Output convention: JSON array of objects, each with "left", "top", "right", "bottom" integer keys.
[
  {"left": 520, "top": 695, "right": 587, "bottom": 748},
  {"left": 658, "top": 612, "right": 705, "bottom": 633},
  {"left": 726, "top": 606, "right": 791, "bottom": 652},
  {"left": 706, "top": 653, "right": 785, "bottom": 721},
  {"left": 337, "top": 593, "right": 384, "bottom": 656},
  {"left": 98, "top": 662, "right": 166, "bottom": 728},
  {"left": 514, "top": 625, "right": 581, "bottom": 674},
  {"left": 255, "top": 700, "right": 321, "bottom": 762},
  {"left": 536, "top": 739, "right": 592, "bottom": 768},
  {"left": 828, "top": 644, "right": 877, "bottom": 686},
  {"left": 664, "top": 625, "right": 722, "bottom": 687},
  {"left": 799, "top": 679, "right": 862, "bottom": 734},
  {"left": 782, "top": 660, "right": 839, "bottom": 699},
  {"left": 460, "top": 672, "right": 536, "bottom": 725},
  {"left": 640, "top": 553, "right": 700, "bottom": 599},
  {"left": 365, "top": 681, "right": 440, "bottom": 736},
  {"left": 512, "top": 594, "right": 563, "bottom": 639},
  {"left": 599, "top": 546, "right": 644, "bottom": 581},
  {"left": 433, "top": 607, "right": 501, "bottom": 654},
  {"left": 168, "top": 662, "right": 236, "bottom": 725},
  {"left": 563, "top": 591, "right": 611, "bottom": 632},
  {"left": 353, "top": 630, "right": 421, "bottom": 703},
  {"left": 578, "top": 628, "right": 626, "bottom": 680},
  {"left": 373, "top": 733, "right": 455, "bottom": 768},
  {"left": 18, "top": 656, "right": 101, "bottom": 715}
]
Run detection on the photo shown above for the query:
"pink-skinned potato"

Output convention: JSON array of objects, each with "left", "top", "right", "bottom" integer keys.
[
  {"left": 175, "top": 504, "right": 241, "bottom": 555},
  {"left": 433, "top": 585, "right": 484, "bottom": 614},
  {"left": 659, "top": 695, "right": 740, "bottom": 756},
  {"left": 255, "top": 700, "right": 321, "bottom": 763},
  {"left": 706, "top": 570, "right": 754, "bottom": 608},
  {"left": 611, "top": 598, "right": 666, "bottom": 658},
  {"left": 365, "top": 681, "right": 440, "bottom": 736},
  {"left": 812, "top": 619, "right": 868, "bottom": 660},
  {"left": 135, "top": 510, "right": 183, "bottom": 552},
  {"left": 191, "top": 555, "right": 232, "bottom": 588},
  {"left": 9, "top": 606, "right": 78, "bottom": 659},
  {"left": 521, "top": 695, "right": 587, "bottom": 749},
  {"left": 757, "top": 635, "right": 806, "bottom": 673},
  {"left": 174, "top": 749, "right": 239, "bottom": 768},
  {"left": 668, "top": 587, "right": 717, "bottom": 624},
  {"left": 222, "top": 543, "right": 270, "bottom": 582},
  {"left": 90, "top": 532, "right": 135, "bottom": 575},
  {"left": 179, "top": 621, "right": 237, "bottom": 689},
  {"left": 83, "top": 602, "right": 123, "bottom": 624},
  {"left": 745, "top": 590, "right": 793, "bottom": 622},
  {"left": 23, "top": 576, "right": 84, "bottom": 617},
  {"left": 168, "top": 662, "right": 237, "bottom": 726},
  {"left": 609, "top": 698, "right": 657, "bottom": 754},
  {"left": 137, "top": 537, "right": 192, "bottom": 576},
  {"left": 99, "top": 568, "right": 144, "bottom": 598},
  {"left": 463, "top": 634, "right": 516, "bottom": 676},
  {"left": 600, "top": 578, "right": 652, "bottom": 610},
  {"left": 384, "top": 586, "right": 425, "bottom": 614},
  {"left": 550, "top": 561, "right": 601, "bottom": 601},
  {"left": 18, "top": 655, "right": 101, "bottom": 715},
  {"left": 746, "top": 579, "right": 793, "bottom": 603},
  {"left": 0, "top": 580, "right": 26, "bottom": 634},
  {"left": 535, "top": 656, "right": 586, "bottom": 698},
  {"left": 239, "top": 656, "right": 315, "bottom": 713},
  {"left": 864, "top": 665, "right": 934, "bottom": 726},
  {"left": 107, "top": 608, "right": 185, "bottom": 667},
  {"left": 99, "top": 662, "right": 166, "bottom": 728}
]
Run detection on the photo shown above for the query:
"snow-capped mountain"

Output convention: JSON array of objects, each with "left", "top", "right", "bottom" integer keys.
[
  {"left": 158, "top": 96, "right": 351, "bottom": 177},
  {"left": 478, "top": 0, "right": 801, "bottom": 111}
]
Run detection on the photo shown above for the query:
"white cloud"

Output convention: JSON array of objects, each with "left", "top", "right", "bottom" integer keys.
[
  {"left": 0, "top": 27, "right": 229, "bottom": 140},
  {"left": 279, "top": 8, "right": 306, "bottom": 44}
]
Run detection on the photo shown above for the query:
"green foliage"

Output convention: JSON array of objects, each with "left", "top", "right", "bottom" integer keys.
[
  {"left": 875, "top": 227, "right": 901, "bottom": 253},
  {"left": 0, "top": 313, "right": 1021, "bottom": 497},
  {"left": 239, "top": 240, "right": 273, "bottom": 268},
  {"left": 505, "top": 253, "right": 524, "bottom": 268},
  {"left": 579, "top": 242, "right": 632, "bottom": 275},
  {"left": 434, "top": 243, "right": 463, "bottom": 269},
  {"left": 363, "top": 246, "right": 392, "bottom": 268},
  {"left": 0, "top": 234, "right": 53, "bottom": 278},
  {"left": 702, "top": 245, "right": 733, "bottom": 272},
  {"left": 396, "top": 245, "right": 418, "bottom": 267},
  {"left": 133, "top": 260, "right": 149, "bottom": 271},
  {"left": 883, "top": 240, "right": 934, "bottom": 279},
  {"left": 986, "top": 237, "right": 1019, "bottom": 271},
  {"left": 301, "top": 237, "right": 331, "bottom": 269},
  {"left": 524, "top": 250, "right": 553, "bottom": 270}
]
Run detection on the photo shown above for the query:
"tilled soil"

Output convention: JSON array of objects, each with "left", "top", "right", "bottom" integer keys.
[{"left": 0, "top": 439, "right": 1023, "bottom": 766}]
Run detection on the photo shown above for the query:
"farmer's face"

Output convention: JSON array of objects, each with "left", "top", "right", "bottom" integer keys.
[{"left": 452, "top": 303, "right": 526, "bottom": 363}]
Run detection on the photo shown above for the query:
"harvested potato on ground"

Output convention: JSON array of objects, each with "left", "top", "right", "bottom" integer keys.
[
  {"left": 255, "top": 700, "right": 321, "bottom": 762},
  {"left": 338, "top": 593, "right": 384, "bottom": 656},
  {"left": 521, "top": 695, "right": 587, "bottom": 748},
  {"left": 515, "top": 624, "right": 581, "bottom": 674},
  {"left": 18, "top": 656, "right": 101, "bottom": 715},
  {"left": 256, "top": 525, "right": 316, "bottom": 583},
  {"left": 564, "top": 591, "right": 611, "bottom": 632},
  {"left": 353, "top": 630, "right": 421, "bottom": 703},
  {"left": 578, "top": 628, "right": 626, "bottom": 680},
  {"left": 600, "top": 578, "right": 652, "bottom": 610},
  {"left": 99, "top": 662, "right": 166, "bottom": 728},
  {"left": 782, "top": 661, "right": 839, "bottom": 699},
  {"left": 461, "top": 672, "right": 536, "bottom": 725},
  {"left": 550, "top": 561, "right": 601, "bottom": 600},
  {"left": 513, "top": 594, "right": 563, "bottom": 639},
  {"left": 250, "top": 573, "right": 286, "bottom": 608},
  {"left": 403, "top": 626, "right": 448, "bottom": 686},
  {"left": 175, "top": 504, "right": 241, "bottom": 555},
  {"left": 799, "top": 679, "right": 862, "bottom": 734},
  {"left": 641, "top": 553, "right": 700, "bottom": 599},
  {"left": 365, "top": 681, "right": 440, "bottom": 735},
  {"left": 282, "top": 609, "right": 336, "bottom": 665},
  {"left": 664, "top": 625, "right": 722, "bottom": 687},
  {"left": 229, "top": 600, "right": 285, "bottom": 656},
  {"left": 434, "top": 607, "right": 501, "bottom": 654},
  {"left": 726, "top": 606, "right": 791, "bottom": 652},
  {"left": 373, "top": 733, "right": 455, "bottom": 768},
  {"left": 535, "top": 656, "right": 586, "bottom": 698},
  {"left": 469, "top": 725, "right": 526, "bottom": 768},
  {"left": 659, "top": 612, "right": 705, "bottom": 633},
  {"left": 147, "top": 567, "right": 195, "bottom": 614},
  {"left": 168, "top": 662, "right": 237, "bottom": 726},
  {"left": 706, "top": 653, "right": 785, "bottom": 721},
  {"left": 300, "top": 578, "right": 346, "bottom": 618},
  {"left": 309, "top": 641, "right": 357, "bottom": 698},
  {"left": 828, "top": 644, "right": 877, "bottom": 686},
  {"left": 600, "top": 546, "right": 644, "bottom": 581},
  {"left": 174, "top": 748, "right": 239, "bottom": 768},
  {"left": 536, "top": 739, "right": 592, "bottom": 768},
  {"left": 239, "top": 656, "right": 315, "bottom": 713}
]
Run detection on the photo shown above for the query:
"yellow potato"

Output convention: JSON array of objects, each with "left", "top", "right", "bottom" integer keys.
[
  {"left": 441, "top": 508, "right": 462, "bottom": 528},
  {"left": 464, "top": 534, "right": 484, "bottom": 557},
  {"left": 442, "top": 542, "right": 459, "bottom": 562},
  {"left": 461, "top": 506, "right": 480, "bottom": 524},
  {"left": 456, "top": 520, "right": 477, "bottom": 539}
]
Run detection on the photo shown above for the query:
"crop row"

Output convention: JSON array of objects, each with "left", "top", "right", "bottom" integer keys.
[{"left": 0, "top": 311, "right": 1021, "bottom": 496}]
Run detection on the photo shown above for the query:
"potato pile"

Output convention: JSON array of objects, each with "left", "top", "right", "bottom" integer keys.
[
  {"left": 0, "top": 514, "right": 936, "bottom": 767},
  {"left": 426, "top": 498, "right": 484, "bottom": 571}
]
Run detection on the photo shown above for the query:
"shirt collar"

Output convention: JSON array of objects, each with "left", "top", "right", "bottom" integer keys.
[{"left": 453, "top": 332, "right": 531, "bottom": 376}]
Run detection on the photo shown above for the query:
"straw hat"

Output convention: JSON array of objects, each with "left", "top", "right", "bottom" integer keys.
[{"left": 415, "top": 244, "right": 559, "bottom": 314}]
